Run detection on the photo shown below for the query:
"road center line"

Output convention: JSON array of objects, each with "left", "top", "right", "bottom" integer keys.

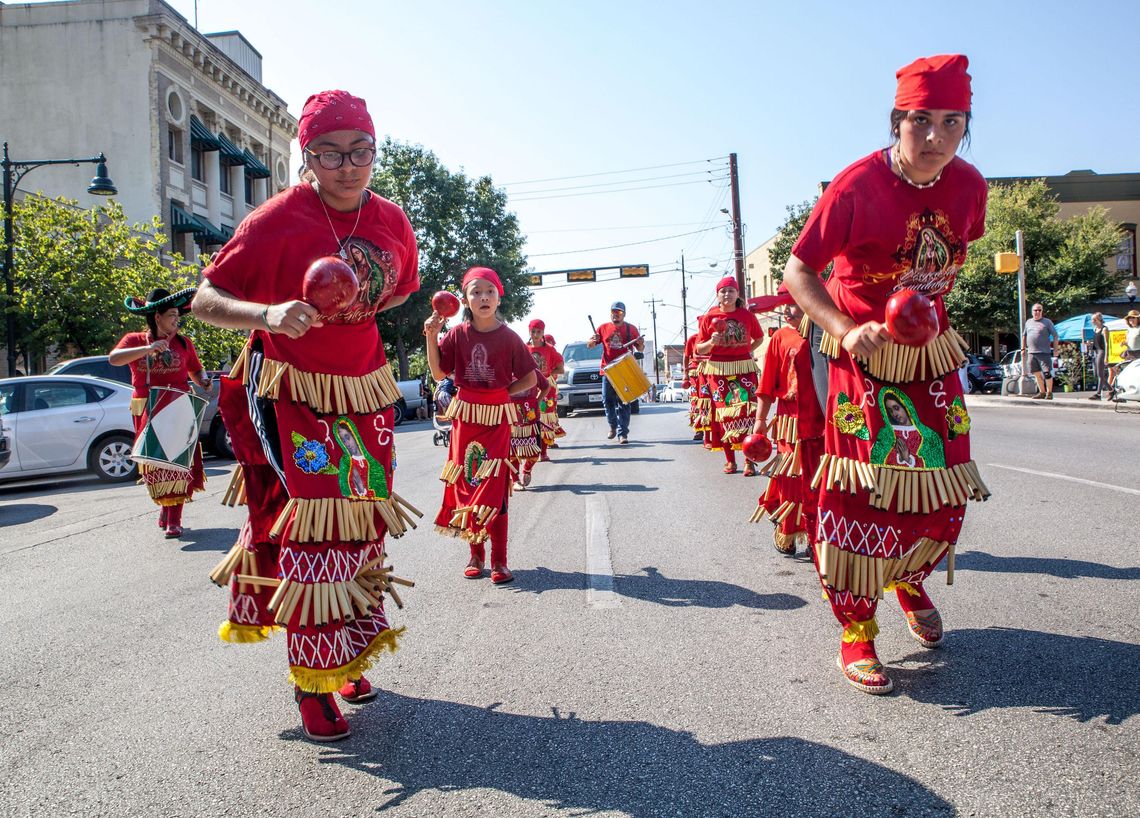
[
  {"left": 987, "top": 463, "right": 1140, "bottom": 496},
  {"left": 585, "top": 495, "right": 622, "bottom": 609}
]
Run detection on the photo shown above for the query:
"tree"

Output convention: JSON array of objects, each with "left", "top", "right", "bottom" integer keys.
[
  {"left": 369, "top": 139, "right": 530, "bottom": 378},
  {"left": 947, "top": 179, "right": 1123, "bottom": 349},
  {"left": 767, "top": 199, "right": 817, "bottom": 283},
  {"left": 6, "top": 195, "right": 244, "bottom": 371}
]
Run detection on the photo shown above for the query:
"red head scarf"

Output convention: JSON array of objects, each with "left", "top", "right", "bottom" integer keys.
[
  {"left": 528, "top": 318, "right": 545, "bottom": 331},
  {"left": 461, "top": 266, "right": 504, "bottom": 296},
  {"left": 544, "top": 334, "right": 556, "bottom": 346},
  {"left": 298, "top": 90, "right": 376, "bottom": 150},
  {"left": 894, "top": 55, "right": 972, "bottom": 111},
  {"left": 715, "top": 276, "right": 738, "bottom": 292}
]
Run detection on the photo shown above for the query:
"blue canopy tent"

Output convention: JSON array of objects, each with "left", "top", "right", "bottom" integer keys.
[{"left": 1054, "top": 313, "right": 1118, "bottom": 342}]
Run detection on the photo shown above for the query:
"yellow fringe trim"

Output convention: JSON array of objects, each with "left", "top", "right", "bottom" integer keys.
[
  {"left": 841, "top": 617, "right": 880, "bottom": 644},
  {"left": 269, "top": 492, "right": 424, "bottom": 543},
  {"left": 815, "top": 537, "right": 954, "bottom": 597},
  {"left": 819, "top": 326, "right": 968, "bottom": 384},
  {"left": 129, "top": 397, "right": 147, "bottom": 416},
  {"left": 250, "top": 357, "right": 403, "bottom": 415},
  {"left": 218, "top": 622, "right": 278, "bottom": 644},
  {"left": 289, "top": 626, "right": 405, "bottom": 694},
  {"left": 221, "top": 465, "right": 246, "bottom": 507},
  {"left": 810, "top": 454, "right": 990, "bottom": 513},
  {"left": 258, "top": 555, "right": 415, "bottom": 629},
  {"left": 441, "top": 504, "right": 499, "bottom": 543},
  {"left": 770, "top": 414, "right": 799, "bottom": 444},
  {"left": 760, "top": 443, "right": 802, "bottom": 479},
  {"left": 474, "top": 457, "right": 517, "bottom": 481},
  {"left": 885, "top": 580, "right": 921, "bottom": 597},
  {"left": 797, "top": 313, "right": 812, "bottom": 339},
  {"left": 443, "top": 395, "right": 519, "bottom": 427},
  {"left": 702, "top": 357, "right": 760, "bottom": 377},
  {"left": 439, "top": 461, "right": 463, "bottom": 485}
]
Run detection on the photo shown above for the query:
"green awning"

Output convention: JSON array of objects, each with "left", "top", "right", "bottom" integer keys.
[
  {"left": 189, "top": 116, "right": 220, "bottom": 151},
  {"left": 215, "top": 132, "right": 246, "bottom": 166},
  {"left": 192, "top": 215, "right": 229, "bottom": 246},
  {"left": 169, "top": 203, "right": 201, "bottom": 234},
  {"left": 242, "top": 148, "right": 271, "bottom": 179}
]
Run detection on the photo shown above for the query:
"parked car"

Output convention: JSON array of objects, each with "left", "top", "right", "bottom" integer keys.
[
  {"left": 998, "top": 351, "right": 1068, "bottom": 396},
  {"left": 0, "top": 375, "right": 138, "bottom": 482},
  {"left": 556, "top": 341, "right": 640, "bottom": 417},
  {"left": 657, "top": 380, "right": 691, "bottom": 402},
  {"left": 964, "top": 353, "right": 1003, "bottom": 394},
  {"left": 48, "top": 355, "right": 231, "bottom": 457},
  {"left": 0, "top": 425, "right": 10, "bottom": 471},
  {"left": 395, "top": 377, "right": 427, "bottom": 425}
]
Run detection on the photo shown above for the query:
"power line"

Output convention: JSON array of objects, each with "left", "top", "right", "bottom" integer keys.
[
  {"left": 506, "top": 169, "right": 723, "bottom": 197},
  {"left": 526, "top": 221, "right": 711, "bottom": 234},
  {"left": 528, "top": 225, "right": 722, "bottom": 258},
  {"left": 502, "top": 156, "right": 728, "bottom": 187},
  {"left": 511, "top": 177, "right": 729, "bottom": 203}
]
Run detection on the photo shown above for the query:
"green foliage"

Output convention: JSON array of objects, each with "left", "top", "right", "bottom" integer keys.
[
  {"left": 369, "top": 139, "right": 530, "bottom": 377},
  {"left": 6, "top": 196, "right": 244, "bottom": 368},
  {"left": 947, "top": 180, "right": 1123, "bottom": 336},
  {"left": 767, "top": 199, "right": 817, "bottom": 282}
]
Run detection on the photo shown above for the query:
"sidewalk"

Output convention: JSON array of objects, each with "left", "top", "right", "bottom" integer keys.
[{"left": 968, "top": 388, "right": 1136, "bottom": 412}]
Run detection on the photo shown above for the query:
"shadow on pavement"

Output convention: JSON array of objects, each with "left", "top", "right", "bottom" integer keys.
[
  {"left": 893, "top": 626, "right": 1140, "bottom": 725},
  {"left": 176, "top": 527, "right": 234, "bottom": 552},
  {"left": 510, "top": 566, "right": 807, "bottom": 611},
  {"left": 956, "top": 550, "right": 1140, "bottom": 581},
  {"left": 525, "top": 483, "right": 658, "bottom": 495},
  {"left": 0, "top": 502, "right": 57, "bottom": 525},
  {"left": 549, "top": 456, "right": 672, "bottom": 466},
  {"left": 297, "top": 693, "right": 954, "bottom": 816}
]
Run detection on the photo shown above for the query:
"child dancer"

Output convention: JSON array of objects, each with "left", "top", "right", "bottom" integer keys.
[{"left": 426, "top": 267, "right": 538, "bottom": 584}]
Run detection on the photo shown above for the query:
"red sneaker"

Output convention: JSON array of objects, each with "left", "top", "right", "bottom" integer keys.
[
  {"left": 490, "top": 565, "right": 514, "bottom": 585},
  {"left": 296, "top": 688, "right": 350, "bottom": 742},
  {"left": 164, "top": 525, "right": 183, "bottom": 539},
  {"left": 836, "top": 641, "right": 893, "bottom": 695},
  {"left": 338, "top": 675, "right": 378, "bottom": 704}
]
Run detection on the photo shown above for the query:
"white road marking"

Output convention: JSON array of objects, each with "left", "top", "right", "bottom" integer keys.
[
  {"left": 987, "top": 463, "right": 1140, "bottom": 496},
  {"left": 585, "top": 495, "right": 622, "bottom": 609}
]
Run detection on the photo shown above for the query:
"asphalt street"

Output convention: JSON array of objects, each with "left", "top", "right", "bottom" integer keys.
[{"left": 1, "top": 400, "right": 1137, "bottom": 817}]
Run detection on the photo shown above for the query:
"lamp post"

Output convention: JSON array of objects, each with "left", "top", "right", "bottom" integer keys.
[{"left": 2, "top": 142, "right": 116, "bottom": 376}]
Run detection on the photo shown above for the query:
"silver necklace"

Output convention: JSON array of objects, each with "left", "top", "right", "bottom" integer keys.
[
  {"left": 314, "top": 183, "right": 364, "bottom": 258},
  {"left": 891, "top": 144, "right": 943, "bottom": 190}
]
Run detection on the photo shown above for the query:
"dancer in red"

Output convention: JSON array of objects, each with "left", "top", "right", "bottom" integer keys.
[
  {"left": 695, "top": 278, "right": 763, "bottom": 474},
  {"left": 542, "top": 333, "right": 568, "bottom": 445},
  {"left": 527, "top": 319, "right": 564, "bottom": 460},
  {"left": 426, "top": 267, "right": 538, "bottom": 584},
  {"left": 784, "top": 55, "right": 989, "bottom": 694},
  {"left": 750, "top": 299, "right": 826, "bottom": 557},
  {"left": 111, "top": 287, "right": 211, "bottom": 538},
  {"left": 192, "top": 89, "right": 421, "bottom": 741}
]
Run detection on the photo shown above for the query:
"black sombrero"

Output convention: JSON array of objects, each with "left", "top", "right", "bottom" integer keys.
[{"left": 124, "top": 287, "right": 197, "bottom": 315}]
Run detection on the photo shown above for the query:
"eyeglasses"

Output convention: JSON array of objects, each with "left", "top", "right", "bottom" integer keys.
[{"left": 304, "top": 147, "right": 376, "bottom": 170}]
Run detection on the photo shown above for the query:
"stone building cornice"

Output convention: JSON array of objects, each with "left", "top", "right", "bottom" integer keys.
[{"left": 134, "top": 12, "right": 297, "bottom": 136}]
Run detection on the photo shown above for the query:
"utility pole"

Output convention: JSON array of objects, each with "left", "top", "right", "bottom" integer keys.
[
  {"left": 644, "top": 296, "right": 663, "bottom": 385},
  {"left": 729, "top": 152, "right": 746, "bottom": 294},
  {"left": 680, "top": 250, "right": 688, "bottom": 343}
]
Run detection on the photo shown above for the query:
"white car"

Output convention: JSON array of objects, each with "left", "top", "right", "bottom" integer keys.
[
  {"left": 657, "top": 380, "right": 692, "bottom": 402},
  {"left": 0, "top": 375, "right": 138, "bottom": 482}
]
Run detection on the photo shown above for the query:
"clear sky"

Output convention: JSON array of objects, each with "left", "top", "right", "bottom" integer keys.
[{"left": 44, "top": 0, "right": 1140, "bottom": 352}]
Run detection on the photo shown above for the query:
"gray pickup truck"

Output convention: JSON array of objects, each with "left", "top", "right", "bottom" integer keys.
[{"left": 555, "top": 341, "right": 640, "bottom": 417}]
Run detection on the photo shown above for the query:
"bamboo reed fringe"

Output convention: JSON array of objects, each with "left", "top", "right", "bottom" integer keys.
[
  {"left": 818, "top": 326, "right": 968, "bottom": 383},
  {"left": 439, "top": 461, "right": 463, "bottom": 484},
  {"left": 268, "top": 493, "right": 421, "bottom": 544},
  {"left": 221, "top": 465, "right": 247, "bottom": 507},
  {"left": 810, "top": 454, "right": 990, "bottom": 512},
  {"left": 443, "top": 396, "right": 519, "bottom": 427},
  {"left": 246, "top": 358, "right": 403, "bottom": 414},
  {"left": 701, "top": 358, "right": 760, "bottom": 377},
  {"left": 817, "top": 536, "right": 952, "bottom": 595},
  {"left": 797, "top": 314, "right": 812, "bottom": 339},
  {"left": 209, "top": 542, "right": 244, "bottom": 587}
]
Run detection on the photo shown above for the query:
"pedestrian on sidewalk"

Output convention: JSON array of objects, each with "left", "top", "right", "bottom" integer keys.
[
  {"left": 426, "top": 266, "right": 539, "bottom": 585},
  {"left": 1023, "top": 303, "right": 1059, "bottom": 400},
  {"left": 783, "top": 54, "right": 991, "bottom": 695},
  {"left": 587, "top": 302, "right": 644, "bottom": 444},
  {"left": 1089, "top": 313, "right": 1109, "bottom": 400}
]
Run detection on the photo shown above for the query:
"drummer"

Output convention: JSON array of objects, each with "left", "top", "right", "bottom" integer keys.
[
  {"left": 109, "top": 287, "right": 212, "bottom": 538},
  {"left": 587, "top": 301, "right": 645, "bottom": 444}
]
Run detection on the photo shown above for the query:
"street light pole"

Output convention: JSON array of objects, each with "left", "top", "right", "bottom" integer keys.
[
  {"left": 1015, "top": 229, "right": 1030, "bottom": 393},
  {"left": 728, "top": 153, "right": 746, "bottom": 294},
  {"left": 680, "top": 250, "right": 688, "bottom": 343},
  {"left": 2, "top": 142, "right": 116, "bottom": 375}
]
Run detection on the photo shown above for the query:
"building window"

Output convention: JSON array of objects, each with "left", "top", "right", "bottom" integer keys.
[
  {"left": 219, "top": 164, "right": 232, "bottom": 196},
  {"left": 191, "top": 143, "right": 205, "bottom": 182},
  {"left": 167, "top": 128, "right": 183, "bottom": 165},
  {"left": 1116, "top": 224, "right": 1136, "bottom": 276},
  {"left": 244, "top": 174, "right": 254, "bottom": 205}
]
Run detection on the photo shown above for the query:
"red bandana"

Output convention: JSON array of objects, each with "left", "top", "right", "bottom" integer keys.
[
  {"left": 528, "top": 319, "right": 545, "bottom": 332},
  {"left": 461, "top": 266, "right": 504, "bottom": 296},
  {"left": 298, "top": 90, "right": 376, "bottom": 150},
  {"left": 894, "top": 55, "right": 972, "bottom": 111},
  {"left": 716, "top": 276, "right": 738, "bottom": 292}
]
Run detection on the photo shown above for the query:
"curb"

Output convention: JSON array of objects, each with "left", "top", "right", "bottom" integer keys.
[{"left": 967, "top": 394, "right": 1134, "bottom": 413}]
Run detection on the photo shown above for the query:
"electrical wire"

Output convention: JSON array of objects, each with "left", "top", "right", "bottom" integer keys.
[
  {"left": 505, "top": 169, "right": 724, "bottom": 197},
  {"left": 527, "top": 225, "right": 723, "bottom": 258},
  {"left": 502, "top": 156, "right": 728, "bottom": 187},
  {"left": 510, "top": 176, "right": 729, "bottom": 203}
]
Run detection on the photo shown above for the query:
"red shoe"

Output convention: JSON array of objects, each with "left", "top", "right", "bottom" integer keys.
[
  {"left": 539, "top": 453, "right": 551, "bottom": 462},
  {"left": 295, "top": 688, "right": 350, "bottom": 742},
  {"left": 895, "top": 583, "right": 944, "bottom": 648},
  {"left": 157, "top": 507, "right": 169, "bottom": 528},
  {"left": 723, "top": 463, "right": 738, "bottom": 475},
  {"left": 836, "top": 641, "right": 893, "bottom": 695},
  {"left": 490, "top": 565, "right": 514, "bottom": 585},
  {"left": 338, "top": 675, "right": 378, "bottom": 704},
  {"left": 742, "top": 462, "right": 758, "bottom": 477},
  {"left": 164, "top": 525, "right": 183, "bottom": 539},
  {"left": 464, "top": 559, "right": 485, "bottom": 579}
]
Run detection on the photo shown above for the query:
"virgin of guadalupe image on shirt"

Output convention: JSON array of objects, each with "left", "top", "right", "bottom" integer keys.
[
  {"left": 341, "top": 238, "right": 398, "bottom": 318},
  {"left": 332, "top": 416, "right": 388, "bottom": 500},
  {"left": 723, "top": 319, "right": 747, "bottom": 345},
  {"left": 868, "top": 387, "right": 944, "bottom": 469},
  {"left": 464, "top": 343, "right": 496, "bottom": 384}
]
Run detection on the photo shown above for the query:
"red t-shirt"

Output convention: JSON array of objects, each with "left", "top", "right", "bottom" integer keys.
[
  {"left": 696, "top": 306, "right": 762, "bottom": 361},
  {"left": 596, "top": 321, "right": 640, "bottom": 370},
  {"left": 757, "top": 326, "right": 825, "bottom": 438},
  {"left": 527, "top": 342, "right": 563, "bottom": 396},
  {"left": 791, "top": 150, "right": 987, "bottom": 328},
  {"left": 439, "top": 323, "right": 538, "bottom": 391},
  {"left": 113, "top": 331, "right": 202, "bottom": 398},
  {"left": 203, "top": 184, "right": 419, "bottom": 376}
]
